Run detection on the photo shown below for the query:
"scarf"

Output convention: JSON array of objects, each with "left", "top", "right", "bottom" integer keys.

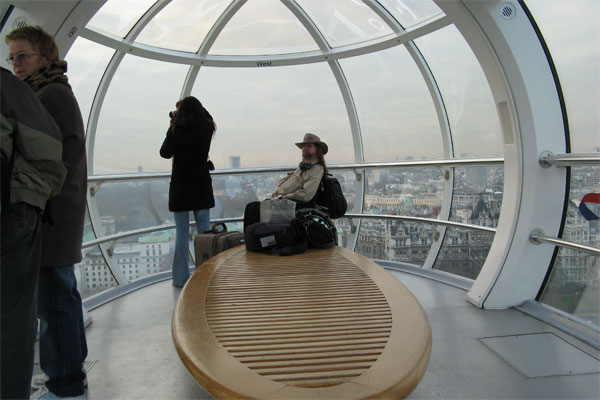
[{"left": 25, "top": 60, "right": 69, "bottom": 92}]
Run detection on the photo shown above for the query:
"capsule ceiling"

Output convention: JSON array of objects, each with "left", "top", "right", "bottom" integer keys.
[{"left": 61, "top": 0, "right": 515, "bottom": 174}]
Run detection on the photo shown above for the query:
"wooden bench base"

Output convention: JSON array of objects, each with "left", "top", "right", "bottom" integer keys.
[{"left": 173, "top": 246, "right": 431, "bottom": 399}]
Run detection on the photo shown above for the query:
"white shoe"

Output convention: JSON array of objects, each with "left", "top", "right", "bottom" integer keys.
[
  {"left": 30, "top": 386, "right": 86, "bottom": 400},
  {"left": 32, "top": 373, "right": 86, "bottom": 390},
  {"left": 31, "top": 373, "right": 48, "bottom": 389}
]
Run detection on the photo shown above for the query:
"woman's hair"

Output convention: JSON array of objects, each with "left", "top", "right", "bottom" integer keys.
[
  {"left": 5, "top": 25, "right": 59, "bottom": 64},
  {"left": 174, "top": 96, "right": 216, "bottom": 138}
]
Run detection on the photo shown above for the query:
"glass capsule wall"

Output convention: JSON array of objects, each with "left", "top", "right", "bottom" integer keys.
[{"left": 6, "top": 0, "right": 595, "bottom": 324}]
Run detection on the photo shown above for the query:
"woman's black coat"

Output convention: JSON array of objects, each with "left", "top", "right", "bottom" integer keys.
[{"left": 160, "top": 123, "right": 215, "bottom": 212}]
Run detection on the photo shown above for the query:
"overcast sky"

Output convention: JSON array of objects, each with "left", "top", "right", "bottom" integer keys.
[{"left": 62, "top": 0, "right": 599, "bottom": 174}]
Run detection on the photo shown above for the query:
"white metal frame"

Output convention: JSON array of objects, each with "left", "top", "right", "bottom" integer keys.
[
  {"left": 2, "top": 0, "right": 580, "bottom": 311},
  {"left": 79, "top": 15, "right": 451, "bottom": 67},
  {"left": 434, "top": 1, "right": 568, "bottom": 308}
]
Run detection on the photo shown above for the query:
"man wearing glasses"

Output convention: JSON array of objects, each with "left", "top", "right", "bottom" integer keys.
[{"left": 6, "top": 25, "right": 88, "bottom": 400}]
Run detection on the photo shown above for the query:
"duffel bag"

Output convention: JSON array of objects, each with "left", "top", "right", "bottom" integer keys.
[{"left": 244, "top": 222, "right": 306, "bottom": 256}]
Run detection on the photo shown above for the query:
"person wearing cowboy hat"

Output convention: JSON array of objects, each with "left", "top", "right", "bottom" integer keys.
[{"left": 271, "top": 133, "right": 329, "bottom": 203}]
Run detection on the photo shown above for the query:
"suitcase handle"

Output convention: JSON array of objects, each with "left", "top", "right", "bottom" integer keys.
[{"left": 204, "top": 222, "right": 227, "bottom": 234}]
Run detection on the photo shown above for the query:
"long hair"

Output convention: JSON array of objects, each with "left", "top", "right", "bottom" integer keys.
[
  {"left": 316, "top": 146, "right": 328, "bottom": 175},
  {"left": 174, "top": 96, "right": 216, "bottom": 139},
  {"left": 5, "top": 25, "right": 59, "bottom": 65}
]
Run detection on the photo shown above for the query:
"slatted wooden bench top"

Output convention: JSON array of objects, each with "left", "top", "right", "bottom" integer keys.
[{"left": 172, "top": 246, "right": 431, "bottom": 399}]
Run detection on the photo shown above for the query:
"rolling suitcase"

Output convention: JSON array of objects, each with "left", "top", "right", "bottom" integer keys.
[{"left": 194, "top": 223, "right": 244, "bottom": 267}]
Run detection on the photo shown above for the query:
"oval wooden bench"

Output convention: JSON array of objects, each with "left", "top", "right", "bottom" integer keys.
[{"left": 172, "top": 246, "right": 431, "bottom": 399}]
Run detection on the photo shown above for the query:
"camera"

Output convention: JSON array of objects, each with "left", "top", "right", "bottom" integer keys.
[{"left": 169, "top": 110, "right": 177, "bottom": 118}]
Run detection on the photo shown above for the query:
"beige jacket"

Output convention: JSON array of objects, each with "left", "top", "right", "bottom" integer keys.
[{"left": 272, "top": 164, "right": 324, "bottom": 203}]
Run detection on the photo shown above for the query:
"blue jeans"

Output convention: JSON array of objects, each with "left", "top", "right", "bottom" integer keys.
[
  {"left": 173, "top": 209, "right": 210, "bottom": 286},
  {"left": 37, "top": 265, "right": 88, "bottom": 397},
  {"left": 1, "top": 203, "right": 42, "bottom": 399}
]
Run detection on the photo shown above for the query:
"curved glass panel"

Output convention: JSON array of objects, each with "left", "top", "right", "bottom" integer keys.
[
  {"left": 433, "top": 228, "right": 494, "bottom": 279},
  {"left": 336, "top": 170, "right": 358, "bottom": 214},
  {"left": 86, "top": 0, "right": 157, "bottom": 38},
  {"left": 93, "top": 179, "right": 170, "bottom": 235},
  {"left": 79, "top": 232, "right": 175, "bottom": 300},
  {"left": 525, "top": 0, "right": 599, "bottom": 153},
  {"left": 65, "top": 37, "right": 115, "bottom": 129},
  {"left": 377, "top": 0, "right": 444, "bottom": 29},
  {"left": 190, "top": 63, "right": 354, "bottom": 168},
  {"left": 115, "top": 232, "right": 174, "bottom": 282},
  {"left": 136, "top": 0, "right": 230, "bottom": 52},
  {"left": 540, "top": 248, "right": 599, "bottom": 326},
  {"left": 364, "top": 167, "right": 445, "bottom": 217},
  {"left": 415, "top": 26, "right": 503, "bottom": 157},
  {"left": 295, "top": 0, "right": 393, "bottom": 48},
  {"left": 448, "top": 166, "right": 503, "bottom": 228},
  {"left": 350, "top": 167, "right": 445, "bottom": 264},
  {"left": 539, "top": 165, "right": 600, "bottom": 324},
  {"left": 78, "top": 246, "right": 115, "bottom": 299},
  {"left": 209, "top": 0, "right": 318, "bottom": 55},
  {"left": 340, "top": 46, "right": 443, "bottom": 162},
  {"left": 353, "top": 219, "right": 435, "bottom": 266},
  {"left": 434, "top": 165, "right": 503, "bottom": 277},
  {"left": 93, "top": 55, "right": 189, "bottom": 174},
  {"left": 327, "top": 169, "right": 357, "bottom": 246}
]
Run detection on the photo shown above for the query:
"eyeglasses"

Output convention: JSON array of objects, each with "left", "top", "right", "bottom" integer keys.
[{"left": 5, "top": 52, "right": 38, "bottom": 65}]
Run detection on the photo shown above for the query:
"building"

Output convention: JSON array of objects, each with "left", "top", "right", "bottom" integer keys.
[{"left": 229, "top": 155, "right": 241, "bottom": 169}]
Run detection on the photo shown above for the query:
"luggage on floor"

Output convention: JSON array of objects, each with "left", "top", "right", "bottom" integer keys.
[
  {"left": 244, "top": 222, "right": 306, "bottom": 256},
  {"left": 194, "top": 223, "right": 244, "bottom": 267}
]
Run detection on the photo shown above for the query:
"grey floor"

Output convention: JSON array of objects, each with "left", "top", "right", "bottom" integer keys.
[{"left": 37, "top": 269, "right": 600, "bottom": 399}]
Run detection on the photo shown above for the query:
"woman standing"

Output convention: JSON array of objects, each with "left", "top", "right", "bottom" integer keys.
[
  {"left": 6, "top": 25, "right": 88, "bottom": 399},
  {"left": 160, "top": 96, "right": 216, "bottom": 287}
]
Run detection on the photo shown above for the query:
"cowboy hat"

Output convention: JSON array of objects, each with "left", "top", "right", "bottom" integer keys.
[{"left": 295, "top": 133, "right": 328, "bottom": 155}]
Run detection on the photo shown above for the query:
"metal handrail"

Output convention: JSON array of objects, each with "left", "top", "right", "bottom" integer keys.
[
  {"left": 85, "top": 217, "right": 600, "bottom": 257},
  {"left": 82, "top": 212, "right": 497, "bottom": 250},
  {"left": 539, "top": 152, "right": 600, "bottom": 168},
  {"left": 529, "top": 228, "right": 600, "bottom": 255},
  {"left": 81, "top": 152, "right": 600, "bottom": 184},
  {"left": 84, "top": 154, "right": 598, "bottom": 256},
  {"left": 345, "top": 213, "right": 497, "bottom": 233},
  {"left": 81, "top": 217, "right": 242, "bottom": 249},
  {"left": 87, "top": 157, "right": 504, "bottom": 183}
]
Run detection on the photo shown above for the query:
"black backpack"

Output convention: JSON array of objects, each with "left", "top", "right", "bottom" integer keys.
[
  {"left": 315, "top": 174, "right": 347, "bottom": 219},
  {"left": 292, "top": 208, "right": 337, "bottom": 249}
]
